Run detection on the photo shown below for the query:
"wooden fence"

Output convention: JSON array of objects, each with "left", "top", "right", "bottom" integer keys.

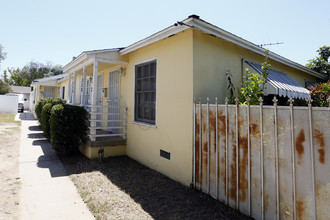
[{"left": 193, "top": 97, "right": 329, "bottom": 220}]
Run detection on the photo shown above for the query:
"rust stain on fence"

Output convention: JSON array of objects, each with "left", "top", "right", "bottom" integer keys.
[
  {"left": 238, "top": 120, "right": 248, "bottom": 201},
  {"left": 264, "top": 193, "right": 270, "bottom": 212},
  {"left": 221, "top": 155, "right": 226, "bottom": 195},
  {"left": 250, "top": 123, "right": 259, "bottom": 136},
  {"left": 229, "top": 130, "right": 237, "bottom": 202},
  {"left": 210, "top": 111, "right": 217, "bottom": 153},
  {"left": 219, "top": 115, "right": 226, "bottom": 136},
  {"left": 193, "top": 101, "right": 329, "bottom": 220},
  {"left": 314, "top": 129, "right": 325, "bottom": 164},
  {"left": 296, "top": 129, "right": 305, "bottom": 163},
  {"left": 195, "top": 113, "right": 200, "bottom": 183},
  {"left": 297, "top": 200, "right": 305, "bottom": 220}
]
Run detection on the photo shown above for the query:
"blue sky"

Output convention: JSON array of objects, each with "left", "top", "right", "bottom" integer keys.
[{"left": 0, "top": 0, "right": 329, "bottom": 72}]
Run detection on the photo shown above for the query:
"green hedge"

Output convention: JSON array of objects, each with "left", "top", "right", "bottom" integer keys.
[
  {"left": 35, "top": 99, "right": 47, "bottom": 121},
  {"left": 50, "top": 104, "right": 88, "bottom": 155},
  {"left": 35, "top": 98, "right": 67, "bottom": 122},
  {"left": 35, "top": 98, "right": 67, "bottom": 140},
  {"left": 40, "top": 103, "right": 53, "bottom": 139}
]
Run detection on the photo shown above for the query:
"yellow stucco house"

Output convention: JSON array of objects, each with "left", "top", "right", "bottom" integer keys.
[{"left": 30, "top": 15, "right": 325, "bottom": 187}]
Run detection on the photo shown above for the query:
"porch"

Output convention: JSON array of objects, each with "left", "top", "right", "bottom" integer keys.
[{"left": 62, "top": 48, "right": 129, "bottom": 158}]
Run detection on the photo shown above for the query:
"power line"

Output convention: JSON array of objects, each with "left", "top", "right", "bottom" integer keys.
[{"left": 259, "top": 42, "right": 284, "bottom": 47}]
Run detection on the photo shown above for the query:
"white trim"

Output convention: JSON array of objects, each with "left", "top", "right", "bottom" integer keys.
[
  {"left": 63, "top": 48, "right": 120, "bottom": 72},
  {"left": 132, "top": 121, "right": 157, "bottom": 128},
  {"left": 133, "top": 58, "right": 158, "bottom": 126},
  {"left": 120, "top": 24, "right": 190, "bottom": 55},
  {"left": 87, "top": 55, "right": 128, "bottom": 66},
  {"left": 134, "top": 57, "right": 158, "bottom": 66}
]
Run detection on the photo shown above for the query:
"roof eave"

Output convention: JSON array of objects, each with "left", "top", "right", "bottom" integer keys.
[
  {"left": 63, "top": 48, "right": 122, "bottom": 73},
  {"left": 192, "top": 19, "right": 325, "bottom": 80},
  {"left": 120, "top": 17, "right": 325, "bottom": 80},
  {"left": 120, "top": 18, "right": 193, "bottom": 55}
]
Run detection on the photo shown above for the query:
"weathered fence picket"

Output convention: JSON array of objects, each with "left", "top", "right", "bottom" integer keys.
[{"left": 193, "top": 97, "right": 330, "bottom": 220}]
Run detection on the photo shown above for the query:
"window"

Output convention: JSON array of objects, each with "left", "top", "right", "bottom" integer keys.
[
  {"left": 70, "top": 81, "right": 74, "bottom": 103},
  {"left": 135, "top": 60, "right": 156, "bottom": 125},
  {"left": 43, "top": 86, "right": 56, "bottom": 98},
  {"left": 61, "top": 86, "right": 65, "bottom": 99},
  {"left": 79, "top": 79, "right": 83, "bottom": 104}
]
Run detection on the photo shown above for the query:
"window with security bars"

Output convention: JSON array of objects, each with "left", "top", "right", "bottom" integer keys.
[{"left": 135, "top": 60, "right": 156, "bottom": 124}]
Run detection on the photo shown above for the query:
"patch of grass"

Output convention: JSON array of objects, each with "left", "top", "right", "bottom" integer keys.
[
  {"left": 0, "top": 113, "right": 16, "bottom": 123},
  {"left": 1, "top": 127, "right": 20, "bottom": 135}
]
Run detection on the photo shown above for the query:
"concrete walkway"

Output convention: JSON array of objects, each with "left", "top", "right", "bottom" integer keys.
[{"left": 18, "top": 112, "right": 94, "bottom": 220}]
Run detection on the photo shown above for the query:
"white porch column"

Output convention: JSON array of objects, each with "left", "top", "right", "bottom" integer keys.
[
  {"left": 90, "top": 59, "right": 98, "bottom": 141},
  {"left": 67, "top": 73, "right": 72, "bottom": 103},
  {"left": 37, "top": 85, "right": 40, "bottom": 101},
  {"left": 81, "top": 66, "right": 86, "bottom": 106},
  {"left": 72, "top": 72, "right": 76, "bottom": 105},
  {"left": 91, "top": 59, "right": 98, "bottom": 106}
]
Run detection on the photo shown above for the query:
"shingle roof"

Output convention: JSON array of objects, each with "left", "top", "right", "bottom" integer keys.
[
  {"left": 245, "top": 60, "right": 310, "bottom": 99},
  {"left": 10, "top": 86, "right": 31, "bottom": 94}
]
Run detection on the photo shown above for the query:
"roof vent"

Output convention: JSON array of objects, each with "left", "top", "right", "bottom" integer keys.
[
  {"left": 72, "top": 56, "right": 76, "bottom": 60},
  {"left": 188, "top": 14, "right": 200, "bottom": 19}
]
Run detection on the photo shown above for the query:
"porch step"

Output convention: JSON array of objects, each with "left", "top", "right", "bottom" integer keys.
[
  {"left": 88, "top": 136, "right": 126, "bottom": 147},
  {"left": 89, "top": 126, "right": 126, "bottom": 130},
  {"left": 89, "top": 133, "right": 126, "bottom": 138}
]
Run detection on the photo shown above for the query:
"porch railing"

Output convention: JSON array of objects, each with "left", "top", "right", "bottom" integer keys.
[{"left": 83, "top": 105, "right": 127, "bottom": 141}]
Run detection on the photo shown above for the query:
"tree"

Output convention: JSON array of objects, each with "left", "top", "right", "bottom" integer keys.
[
  {"left": 0, "top": 79, "right": 11, "bottom": 94},
  {"left": 309, "top": 81, "right": 330, "bottom": 107},
  {"left": 7, "top": 61, "right": 62, "bottom": 86},
  {"left": 44, "top": 64, "right": 63, "bottom": 77},
  {"left": 3, "top": 70, "right": 9, "bottom": 83},
  {"left": 0, "top": 44, "right": 6, "bottom": 66},
  {"left": 306, "top": 46, "right": 330, "bottom": 80}
]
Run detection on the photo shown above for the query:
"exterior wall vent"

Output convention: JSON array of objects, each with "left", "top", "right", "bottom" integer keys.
[{"left": 160, "top": 149, "right": 170, "bottom": 160}]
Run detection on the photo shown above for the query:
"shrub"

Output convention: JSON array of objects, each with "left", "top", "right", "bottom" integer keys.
[
  {"left": 35, "top": 99, "right": 47, "bottom": 120},
  {"left": 309, "top": 80, "right": 330, "bottom": 107},
  {"left": 50, "top": 104, "right": 88, "bottom": 155},
  {"left": 0, "top": 79, "right": 12, "bottom": 94},
  {"left": 40, "top": 103, "right": 53, "bottom": 139},
  {"left": 35, "top": 98, "right": 67, "bottom": 122}
]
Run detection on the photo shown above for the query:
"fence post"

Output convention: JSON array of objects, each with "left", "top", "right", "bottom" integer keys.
[
  {"left": 215, "top": 97, "right": 219, "bottom": 199},
  {"left": 259, "top": 96, "right": 264, "bottom": 220},
  {"left": 247, "top": 97, "right": 251, "bottom": 216},
  {"left": 235, "top": 97, "right": 239, "bottom": 209},
  {"left": 308, "top": 96, "right": 317, "bottom": 220},
  {"left": 273, "top": 96, "right": 280, "bottom": 220},
  {"left": 199, "top": 98, "right": 202, "bottom": 191},
  {"left": 289, "top": 97, "right": 297, "bottom": 220},
  {"left": 225, "top": 97, "right": 229, "bottom": 205},
  {"left": 207, "top": 97, "right": 210, "bottom": 194},
  {"left": 193, "top": 98, "right": 196, "bottom": 188}
]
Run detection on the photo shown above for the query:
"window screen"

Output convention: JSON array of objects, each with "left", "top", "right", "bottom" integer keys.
[{"left": 134, "top": 61, "right": 156, "bottom": 124}]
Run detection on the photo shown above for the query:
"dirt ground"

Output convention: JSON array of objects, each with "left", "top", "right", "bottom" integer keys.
[
  {"left": 0, "top": 114, "right": 21, "bottom": 220},
  {"left": 61, "top": 155, "right": 252, "bottom": 220}
]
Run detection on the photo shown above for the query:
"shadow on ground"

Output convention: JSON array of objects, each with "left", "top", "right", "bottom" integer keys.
[
  {"left": 27, "top": 124, "right": 67, "bottom": 178},
  {"left": 60, "top": 155, "right": 252, "bottom": 220}
]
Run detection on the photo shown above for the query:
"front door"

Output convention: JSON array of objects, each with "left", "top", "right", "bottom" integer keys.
[
  {"left": 96, "top": 74, "right": 103, "bottom": 127},
  {"left": 108, "top": 69, "right": 120, "bottom": 133}
]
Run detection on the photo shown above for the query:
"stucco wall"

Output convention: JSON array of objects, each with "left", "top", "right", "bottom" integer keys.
[
  {"left": 0, "top": 95, "right": 18, "bottom": 113},
  {"left": 121, "top": 29, "right": 194, "bottom": 186},
  {"left": 192, "top": 29, "right": 320, "bottom": 103}
]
